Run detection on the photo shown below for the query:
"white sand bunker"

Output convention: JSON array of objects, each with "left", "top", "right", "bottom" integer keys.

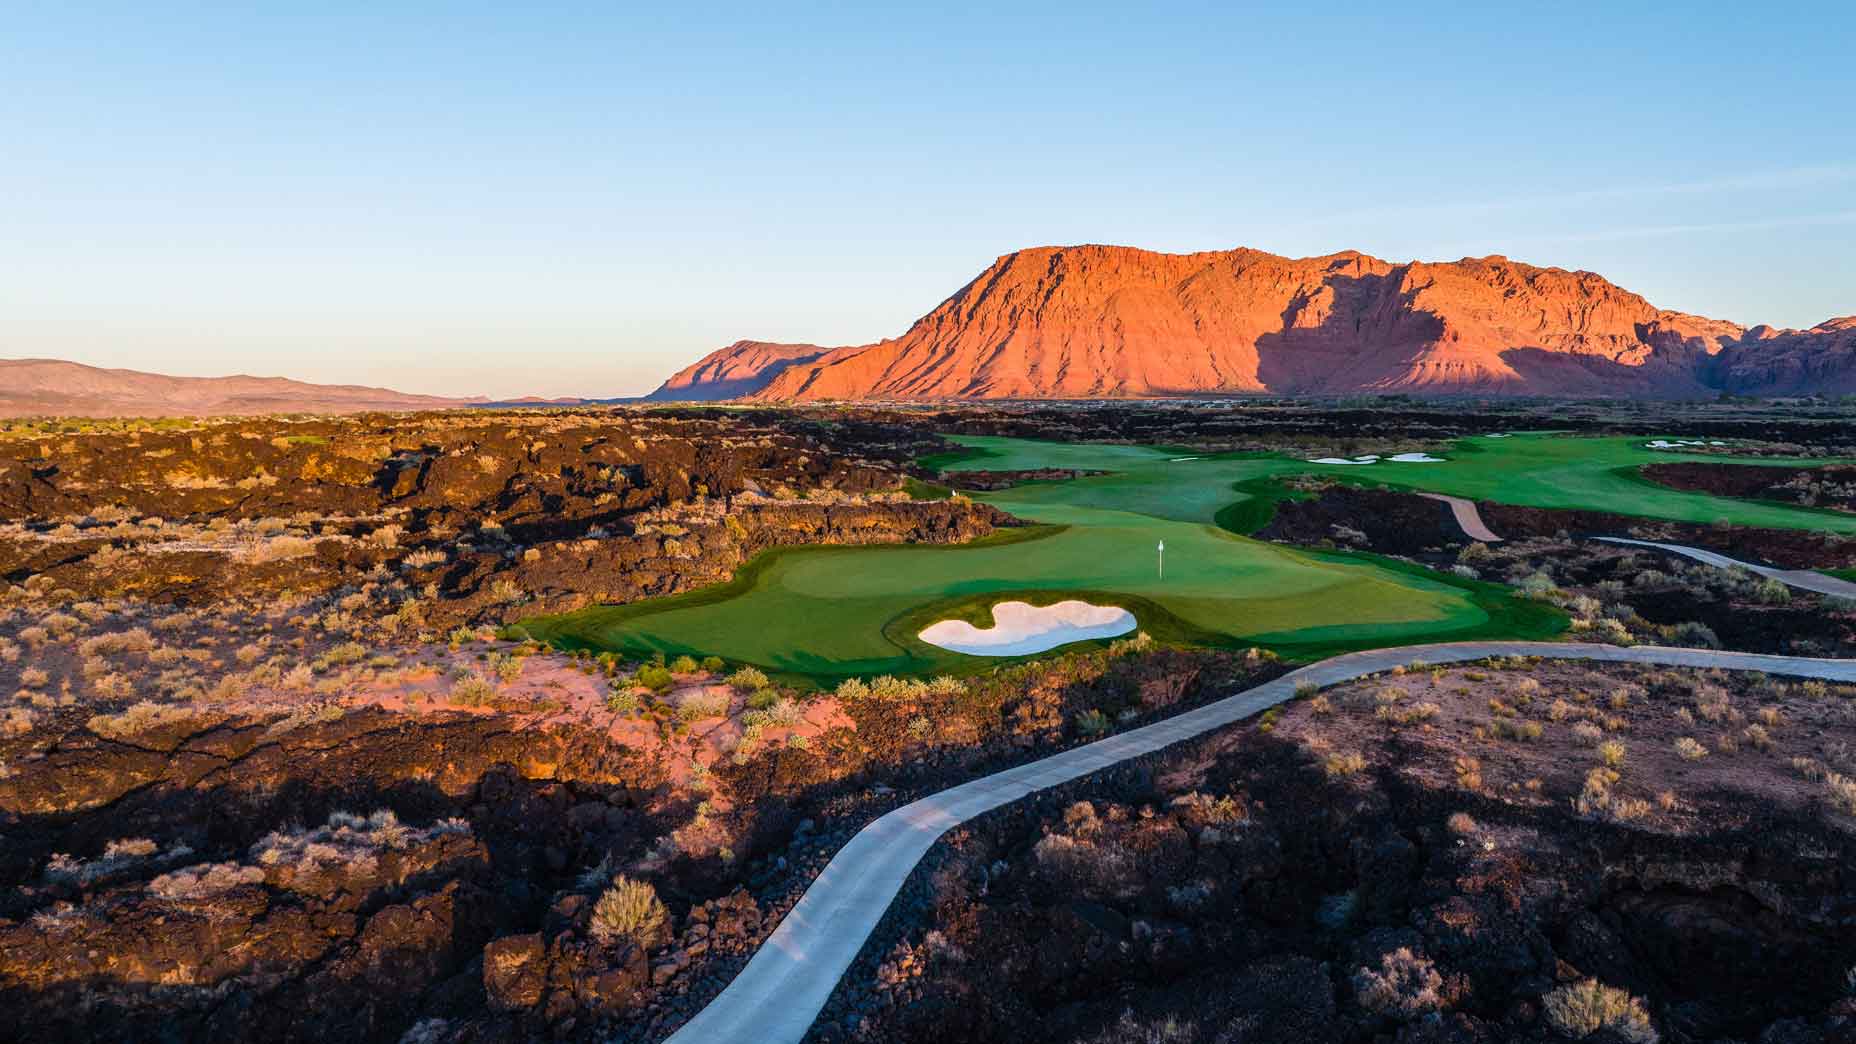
[
  {"left": 920, "top": 600, "right": 1136, "bottom": 657},
  {"left": 1307, "top": 452, "right": 1446, "bottom": 465},
  {"left": 1646, "top": 438, "right": 1727, "bottom": 449}
]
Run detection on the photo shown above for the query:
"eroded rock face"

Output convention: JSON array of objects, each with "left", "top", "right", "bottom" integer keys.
[
  {"left": 0, "top": 410, "right": 1003, "bottom": 629},
  {"left": 646, "top": 245, "right": 1856, "bottom": 400},
  {"left": 646, "top": 341, "right": 836, "bottom": 401}
]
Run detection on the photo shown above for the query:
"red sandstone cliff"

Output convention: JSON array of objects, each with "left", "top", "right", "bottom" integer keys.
[{"left": 654, "top": 245, "right": 1850, "bottom": 400}]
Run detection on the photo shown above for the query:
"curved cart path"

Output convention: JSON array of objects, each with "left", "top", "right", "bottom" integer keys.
[
  {"left": 1422, "top": 496, "right": 1855, "bottom": 601},
  {"left": 661, "top": 641, "right": 1856, "bottom": 1044},
  {"left": 1418, "top": 492, "right": 1503, "bottom": 542},
  {"left": 1596, "top": 537, "right": 1856, "bottom": 600}
]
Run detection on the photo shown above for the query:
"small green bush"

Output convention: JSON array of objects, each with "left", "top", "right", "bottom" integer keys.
[{"left": 727, "top": 666, "right": 770, "bottom": 692}]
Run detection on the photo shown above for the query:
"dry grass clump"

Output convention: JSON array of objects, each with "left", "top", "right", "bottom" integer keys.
[
  {"left": 1445, "top": 811, "right": 1478, "bottom": 836},
  {"left": 86, "top": 700, "right": 197, "bottom": 742},
  {"left": 1489, "top": 717, "right": 1543, "bottom": 742},
  {"left": 147, "top": 861, "right": 266, "bottom": 901},
  {"left": 1032, "top": 830, "right": 1141, "bottom": 900},
  {"left": 251, "top": 809, "right": 469, "bottom": 877},
  {"left": 237, "top": 533, "right": 317, "bottom": 564},
  {"left": 1597, "top": 739, "right": 1627, "bottom": 768},
  {"left": 741, "top": 696, "right": 803, "bottom": 729},
  {"left": 1673, "top": 737, "right": 1709, "bottom": 761},
  {"left": 1826, "top": 772, "right": 1856, "bottom": 816},
  {"left": 1541, "top": 979, "right": 1657, "bottom": 1042},
  {"left": 675, "top": 688, "right": 730, "bottom": 721},
  {"left": 449, "top": 673, "right": 498, "bottom": 706},
  {"left": 1169, "top": 791, "right": 1247, "bottom": 828},
  {"left": 589, "top": 875, "right": 670, "bottom": 948},
  {"left": 1353, "top": 947, "right": 1445, "bottom": 1018},
  {"left": 726, "top": 665, "right": 770, "bottom": 692},
  {"left": 1324, "top": 751, "right": 1367, "bottom": 778},
  {"left": 43, "top": 837, "right": 182, "bottom": 886}
]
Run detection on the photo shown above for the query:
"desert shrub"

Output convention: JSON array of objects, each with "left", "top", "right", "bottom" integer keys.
[
  {"left": 1324, "top": 751, "right": 1367, "bottom": 777},
  {"left": 1353, "top": 947, "right": 1445, "bottom": 1018},
  {"left": 676, "top": 688, "right": 729, "bottom": 721},
  {"left": 1445, "top": 812, "right": 1478, "bottom": 836},
  {"left": 1032, "top": 832, "right": 1140, "bottom": 899},
  {"left": 1826, "top": 772, "right": 1856, "bottom": 816},
  {"left": 450, "top": 673, "right": 497, "bottom": 706},
  {"left": 834, "top": 677, "right": 870, "bottom": 701},
  {"left": 1074, "top": 708, "right": 1111, "bottom": 737},
  {"left": 1674, "top": 737, "right": 1708, "bottom": 761},
  {"left": 927, "top": 675, "right": 966, "bottom": 698},
  {"left": 669, "top": 654, "right": 699, "bottom": 674},
  {"left": 251, "top": 809, "right": 467, "bottom": 876},
  {"left": 727, "top": 666, "right": 770, "bottom": 692},
  {"left": 148, "top": 861, "right": 266, "bottom": 900},
  {"left": 1377, "top": 700, "right": 1440, "bottom": 725},
  {"left": 1752, "top": 578, "right": 1791, "bottom": 605},
  {"left": 1541, "top": 979, "right": 1657, "bottom": 1043},
  {"left": 589, "top": 876, "right": 669, "bottom": 947},
  {"left": 1597, "top": 739, "right": 1627, "bottom": 768},
  {"left": 605, "top": 688, "right": 639, "bottom": 715},
  {"left": 743, "top": 696, "right": 804, "bottom": 729},
  {"left": 635, "top": 665, "right": 674, "bottom": 692},
  {"left": 1293, "top": 679, "right": 1320, "bottom": 698},
  {"left": 43, "top": 837, "right": 169, "bottom": 886},
  {"left": 1491, "top": 718, "right": 1542, "bottom": 741},
  {"left": 1457, "top": 542, "right": 1493, "bottom": 565},
  {"left": 1169, "top": 791, "right": 1247, "bottom": 827},
  {"left": 87, "top": 700, "right": 196, "bottom": 741},
  {"left": 1453, "top": 756, "right": 1483, "bottom": 789},
  {"left": 1664, "top": 621, "right": 1720, "bottom": 649}
]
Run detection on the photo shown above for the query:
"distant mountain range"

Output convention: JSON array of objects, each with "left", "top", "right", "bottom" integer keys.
[
  {"left": 650, "top": 245, "right": 1856, "bottom": 401},
  {"left": 0, "top": 359, "right": 483, "bottom": 418}
]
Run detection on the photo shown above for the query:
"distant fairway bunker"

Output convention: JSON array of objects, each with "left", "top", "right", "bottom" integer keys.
[{"left": 919, "top": 599, "right": 1136, "bottom": 656}]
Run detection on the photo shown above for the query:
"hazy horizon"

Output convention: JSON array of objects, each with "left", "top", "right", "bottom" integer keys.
[{"left": 6, "top": 4, "right": 1853, "bottom": 399}]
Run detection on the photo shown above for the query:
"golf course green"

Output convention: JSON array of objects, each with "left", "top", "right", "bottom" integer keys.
[{"left": 521, "top": 433, "right": 1849, "bottom": 681}]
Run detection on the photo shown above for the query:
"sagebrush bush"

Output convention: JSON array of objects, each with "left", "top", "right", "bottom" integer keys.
[
  {"left": 676, "top": 689, "right": 729, "bottom": 721},
  {"left": 727, "top": 666, "right": 770, "bottom": 692},
  {"left": 1541, "top": 979, "right": 1657, "bottom": 1042},
  {"left": 1353, "top": 947, "right": 1445, "bottom": 1018},
  {"left": 1324, "top": 751, "right": 1367, "bottom": 777},
  {"left": 590, "top": 875, "right": 669, "bottom": 947}
]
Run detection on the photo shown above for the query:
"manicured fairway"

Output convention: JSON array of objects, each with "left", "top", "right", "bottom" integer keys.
[{"left": 523, "top": 432, "right": 1846, "bottom": 680}]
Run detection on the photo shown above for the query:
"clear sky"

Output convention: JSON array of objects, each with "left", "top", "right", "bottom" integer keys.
[{"left": 4, "top": 3, "right": 1853, "bottom": 398}]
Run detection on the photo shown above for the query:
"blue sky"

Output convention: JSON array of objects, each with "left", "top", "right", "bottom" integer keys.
[{"left": 4, "top": 3, "right": 1852, "bottom": 397}]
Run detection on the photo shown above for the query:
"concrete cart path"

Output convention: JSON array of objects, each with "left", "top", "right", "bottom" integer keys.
[
  {"left": 1597, "top": 537, "right": 1856, "bottom": 600},
  {"left": 1418, "top": 492, "right": 1504, "bottom": 543}
]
